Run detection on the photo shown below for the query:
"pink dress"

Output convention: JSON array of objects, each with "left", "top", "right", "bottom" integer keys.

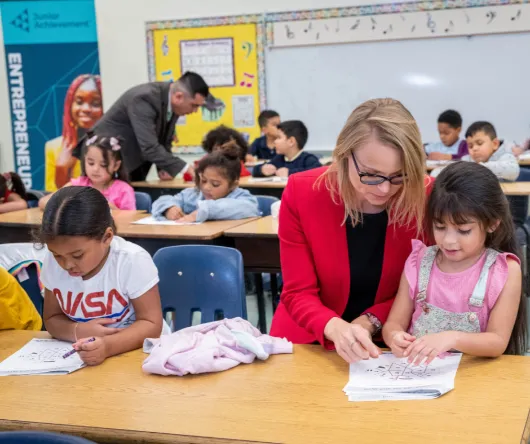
[
  {"left": 404, "top": 240, "right": 518, "bottom": 336},
  {"left": 70, "top": 177, "right": 136, "bottom": 210}
]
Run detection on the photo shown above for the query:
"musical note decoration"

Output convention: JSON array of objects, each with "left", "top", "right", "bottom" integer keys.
[
  {"left": 486, "top": 10, "right": 497, "bottom": 24},
  {"left": 239, "top": 72, "right": 255, "bottom": 88},
  {"left": 511, "top": 9, "right": 521, "bottom": 21},
  {"left": 285, "top": 25, "right": 294, "bottom": 39},
  {"left": 350, "top": 19, "right": 360, "bottom": 30},
  {"left": 241, "top": 41, "right": 253, "bottom": 58}
]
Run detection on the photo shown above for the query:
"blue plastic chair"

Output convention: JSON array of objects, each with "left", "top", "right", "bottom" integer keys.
[
  {"left": 256, "top": 195, "right": 279, "bottom": 217},
  {"left": 0, "top": 431, "right": 96, "bottom": 443},
  {"left": 13, "top": 263, "right": 44, "bottom": 320},
  {"left": 153, "top": 245, "right": 247, "bottom": 331},
  {"left": 26, "top": 189, "right": 45, "bottom": 209},
  {"left": 135, "top": 191, "right": 152, "bottom": 213}
]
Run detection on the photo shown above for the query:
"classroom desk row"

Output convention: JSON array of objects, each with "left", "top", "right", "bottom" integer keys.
[
  {"left": 1, "top": 330, "right": 529, "bottom": 444},
  {"left": 133, "top": 176, "right": 530, "bottom": 200}
]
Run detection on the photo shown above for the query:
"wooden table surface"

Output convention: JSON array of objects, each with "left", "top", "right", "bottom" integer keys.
[
  {"left": 500, "top": 182, "right": 530, "bottom": 196},
  {"left": 224, "top": 215, "right": 279, "bottom": 238},
  {"left": 0, "top": 208, "right": 145, "bottom": 228},
  {"left": 1, "top": 331, "right": 529, "bottom": 444},
  {"left": 117, "top": 215, "right": 259, "bottom": 240},
  {"left": 132, "top": 176, "right": 288, "bottom": 190}
]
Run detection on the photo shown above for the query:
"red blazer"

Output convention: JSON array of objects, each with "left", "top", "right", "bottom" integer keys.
[{"left": 269, "top": 166, "right": 433, "bottom": 349}]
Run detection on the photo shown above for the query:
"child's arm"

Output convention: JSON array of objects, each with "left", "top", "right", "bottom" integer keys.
[
  {"left": 38, "top": 182, "right": 72, "bottom": 210},
  {"left": 151, "top": 190, "right": 190, "bottom": 219},
  {"left": 43, "top": 288, "right": 120, "bottom": 341},
  {"left": 74, "top": 285, "right": 163, "bottom": 366},
  {"left": 195, "top": 192, "right": 260, "bottom": 222},
  {"left": 0, "top": 192, "right": 28, "bottom": 214},
  {"left": 287, "top": 155, "right": 322, "bottom": 175},
  {"left": 117, "top": 184, "right": 137, "bottom": 211},
  {"left": 382, "top": 272, "right": 416, "bottom": 356},
  {"left": 451, "top": 140, "right": 468, "bottom": 160},
  {"left": 405, "top": 258, "right": 522, "bottom": 363},
  {"left": 483, "top": 153, "right": 520, "bottom": 181}
]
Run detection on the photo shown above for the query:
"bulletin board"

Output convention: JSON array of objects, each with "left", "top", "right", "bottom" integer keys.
[{"left": 146, "top": 16, "right": 266, "bottom": 152}]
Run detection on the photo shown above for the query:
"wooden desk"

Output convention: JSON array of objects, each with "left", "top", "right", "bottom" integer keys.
[
  {"left": 133, "top": 176, "right": 286, "bottom": 199},
  {"left": 0, "top": 209, "right": 145, "bottom": 243},
  {"left": 1, "top": 331, "right": 529, "bottom": 444},
  {"left": 501, "top": 182, "right": 530, "bottom": 196},
  {"left": 519, "top": 158, "right": 530, "bottom": 166}
]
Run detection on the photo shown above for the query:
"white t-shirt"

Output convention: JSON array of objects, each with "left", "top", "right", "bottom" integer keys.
[{"left": 41, "top": 236, "right": 159, "bottom": 328}]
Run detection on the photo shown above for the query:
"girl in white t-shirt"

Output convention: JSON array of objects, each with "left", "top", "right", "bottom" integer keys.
[{"left": 39, "top": 186, "right": 163, "bottom": 366}]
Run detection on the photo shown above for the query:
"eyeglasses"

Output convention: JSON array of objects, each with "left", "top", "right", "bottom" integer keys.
[{"left": 351, "top": 152, "right": 405, "bottom": 185}]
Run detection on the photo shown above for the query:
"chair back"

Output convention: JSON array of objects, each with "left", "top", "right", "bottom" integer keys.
[
  {"left": 135, "top": 191, "right": 152, "bottom": 213},
  {"left": 153, "top": 245, "right": 247, "bottom": 331}
]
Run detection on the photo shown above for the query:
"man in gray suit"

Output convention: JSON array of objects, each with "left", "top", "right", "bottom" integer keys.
[{"left": 74, "top": 71, "right": 219, "bottom": 181}]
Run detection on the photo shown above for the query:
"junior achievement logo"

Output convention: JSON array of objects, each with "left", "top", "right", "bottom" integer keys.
[
  {"left": 10, "top": 9, "right": 30, "bottom": 33},
  {"left": 10, "top": 9, "right": 90, "bottom": 32}
]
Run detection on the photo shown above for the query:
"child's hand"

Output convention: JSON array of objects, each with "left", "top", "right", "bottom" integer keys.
[
  {"left": 76, "top": 318, "right": 120, "bottom": 340},
  {"left": 404, "top": 331, "right": 456, "bottom": 366},
  {"left": 74, "top": 337, "right": 108, "bottom": 366},
  {"left": 261, "top": 164, "right": 277, "bottom": 176},
  {"left": 177, "top": 210, "right": 198, "bottom": 223},
  {"left": 245, "top": 154, "right": 256, "bottom": 163},
  {"left": 512, "top": 145, "right": 524, "bottom": 157},
  {"left": 165, "top": 206, "right": 184, "bottom": 220},
  {"left": 158, "top": 170, "right": 173, "bottom": 181},
  {"left": 428, "top": 152, "right": 452, "bottom": 161},
  {"left": 276, "top": 167, "right": 289, "bottom": 178},
  {"left": 108, "top": 202, "right": 118, "bottom": 210},
  {"left": 389, "top": 331, "right": 416, "bottom": 357}
]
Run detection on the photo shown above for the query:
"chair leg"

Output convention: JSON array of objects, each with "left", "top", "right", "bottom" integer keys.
[
  {"left": 270, "top": 273, "right": 279, "bottom": 313},
  {"left": 254, "top": 274, "right": 267, "bottom": 333}
]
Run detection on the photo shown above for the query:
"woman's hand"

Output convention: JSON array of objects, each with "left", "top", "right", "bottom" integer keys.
[
  {"left": 388, "top": 330, "right": 416, "bottom": 357},
  {"left": 165, "top": 206, "right": 184, "bottom": 220},
  {"left": 74, "top": 337, "right": 108, "bottom": 366},
  {"left": 404, "top": 331, "right": 457, "bottom": 365},
  {"left": 324, "top": 317, "right": 381, "bottom": 363}
]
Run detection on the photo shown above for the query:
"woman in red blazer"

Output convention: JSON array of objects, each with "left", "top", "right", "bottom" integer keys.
[{"left": 270, "top": 98, "right": 433, "bottom": 363}]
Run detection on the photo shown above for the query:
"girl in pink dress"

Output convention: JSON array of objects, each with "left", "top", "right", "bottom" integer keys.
[
  {"left": 40, "top": 134, "right": 136, "bottom": 211},
  {"left": 383, "top": 161, "right": 527, "bottom": 363}
]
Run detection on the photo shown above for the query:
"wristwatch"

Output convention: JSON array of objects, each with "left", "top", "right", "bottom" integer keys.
[{"left": 365, "top": 312, "right": 382, "bottom": 335}]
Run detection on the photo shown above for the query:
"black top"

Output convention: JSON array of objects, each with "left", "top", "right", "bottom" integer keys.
[{"left": 341, "top": 211, "right": 388, "bottom": 323}]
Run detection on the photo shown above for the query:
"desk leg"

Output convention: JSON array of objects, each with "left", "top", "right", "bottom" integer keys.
[
  {"left": 254, "top": 274, "right": 267, "bottom": 333},
  {"left": 270, "top": 274, "right": 279, "bottom": 313}
]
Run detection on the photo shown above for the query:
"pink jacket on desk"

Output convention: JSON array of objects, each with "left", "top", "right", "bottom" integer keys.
[{"left": 142, "top": 318, "right": 293, "bottom": 376}]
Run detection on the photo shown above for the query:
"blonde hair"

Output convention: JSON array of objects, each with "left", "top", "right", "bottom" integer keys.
[{"left": 318, "top": 98, "right": 426, "bottom": 229}]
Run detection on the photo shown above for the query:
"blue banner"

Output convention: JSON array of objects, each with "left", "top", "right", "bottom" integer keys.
[{"left": 1, "top": 1, "right": 101, "bottom": 191}]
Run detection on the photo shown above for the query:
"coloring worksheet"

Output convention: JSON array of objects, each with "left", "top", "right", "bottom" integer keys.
[
  {"left": 343, "top": 352, "right": 462, "bottom": 401},
  {"left": 0, "top": 339, "right": 85, "bottom": 376}
]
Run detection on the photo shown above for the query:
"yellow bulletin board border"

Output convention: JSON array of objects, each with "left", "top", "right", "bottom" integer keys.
[{"left": 146, "top": 15, "right": 267, "bottom": 152}]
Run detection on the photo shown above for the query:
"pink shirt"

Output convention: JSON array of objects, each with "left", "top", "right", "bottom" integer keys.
[
  {"left": 405, "top": 240, "right": 518, "bottom": 333},
  {"left": 70, "top": 177, "right": 136, "bottom": 210}
]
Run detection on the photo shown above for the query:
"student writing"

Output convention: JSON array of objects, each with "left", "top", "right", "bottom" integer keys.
[
  {"left": 424, "top": 110, "right": 467, "bottom": 161},
  {"left": 383, "top": 162, "right": 526, "bottom": 364},
  {"left": 152, "top": 143, "right": 260, "bottom": 223},
  {"left": 40, "top": 187, "right": 163, "bottom": 366}
]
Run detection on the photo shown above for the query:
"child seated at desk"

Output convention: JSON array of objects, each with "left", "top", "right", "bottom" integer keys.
[
  {"left": 384, "top": 162, "right": 526, "bottom": 361},
  {"left": 183, "top": 126, "right": 251, "bottom": 182},
  {"left": 0, "top": 267, "right": 42, "bottom": 331},
  {"left": 39, "top": 134, "right": 136, "bottom": 210},
  {"left": 0, "top": 172, "right": 28, "bottom": 214},
  {"left": 152, "top": 144, "right": 260, "bottom": 223},
  {"left": 247, "top": 110, "right": 281, "bottom": 162},
  {"left": 39, "top": 186, "right": 163, "bottom": 366},
  {"left": 252, "top": 120, "right": 320, "bottom": 178},
  {"left": 424, "top": 110, "right": 467, "bottom": 161}
]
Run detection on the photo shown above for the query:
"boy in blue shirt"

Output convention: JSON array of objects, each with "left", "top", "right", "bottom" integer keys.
[
  {"left": 252, "top": 120, "right": 320, "bottom": 178},
  {"left": 424, "top": 109, "right": 467, "bottom": 160},
  {"left": 248, "top": 110, "right": 280, "bottom": 160}
]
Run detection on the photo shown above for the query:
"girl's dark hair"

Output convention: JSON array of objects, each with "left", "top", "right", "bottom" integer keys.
[
  {"left": 82, "top": 133, "right": 129, "bottom": 183},
  {"left": 427, "top": 161, "right": 527, "bottom": 355},
  {"left": 195, "top": 141, "right": 241, "bottom": 187},
  {"left": 0, "top": 172, "right": 27, "bottom": 200},
  {"left": 202, "top": 125, "right": 248, "bottom": 161},
  {"left": 37, "top": 186, "right": 116, "bottom": 244}
]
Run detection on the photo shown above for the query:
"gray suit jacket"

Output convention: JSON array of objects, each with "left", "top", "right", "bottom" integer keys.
[{"left": 74, "top": 82, "right": 186, "bottom": 178}]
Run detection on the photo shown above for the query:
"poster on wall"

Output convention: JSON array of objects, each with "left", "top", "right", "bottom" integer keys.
[{"left": 0, "top": 0, "right": 101, "bottom": 191}]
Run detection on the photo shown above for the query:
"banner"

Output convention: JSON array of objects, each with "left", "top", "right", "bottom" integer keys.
[{"left": 1, "top": 1, "right": 101, "bottom": 191}]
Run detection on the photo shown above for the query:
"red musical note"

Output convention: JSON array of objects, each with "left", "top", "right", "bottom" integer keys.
[{"left": 239, "top": 72, "right": 255, "bottom": 88}]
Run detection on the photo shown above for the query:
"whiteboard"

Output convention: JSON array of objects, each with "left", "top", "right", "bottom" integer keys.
[{"left": 266, "top": 32, "right": 530, "bottom": 152}]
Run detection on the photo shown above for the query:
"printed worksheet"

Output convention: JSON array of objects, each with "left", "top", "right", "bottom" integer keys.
[
  {"left": 0, "top": 339, "right": 85, "bottom": 376},
  {"left": 344, "top": 352, "right": 462, "bottom": 401},
  {"left": 133, "top": 216, "right": 201, "bottom": 226}
]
